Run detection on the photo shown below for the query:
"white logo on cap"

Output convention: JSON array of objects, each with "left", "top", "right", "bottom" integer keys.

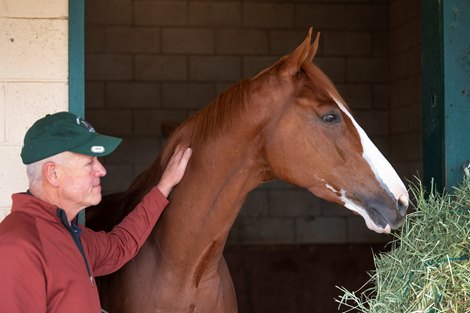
[
  {"left": 76, "top": 117, "right": 96, "bottom": 133},
  {"left": 91, "top": 146, "right": 105, "bottom": 153}
]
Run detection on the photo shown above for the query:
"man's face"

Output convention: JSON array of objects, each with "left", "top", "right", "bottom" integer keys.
[{"left": 54, "top": 152, "right": 106, "bottom": 210}]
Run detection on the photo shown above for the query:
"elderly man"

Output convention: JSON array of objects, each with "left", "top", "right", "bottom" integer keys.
[{"left": 0, "top": 111, "right": 192, "bottom": 313}]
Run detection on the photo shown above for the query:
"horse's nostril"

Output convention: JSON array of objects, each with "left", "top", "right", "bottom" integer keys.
[{"left": 397, "top": 194, "right": 409, "bottom": 216}]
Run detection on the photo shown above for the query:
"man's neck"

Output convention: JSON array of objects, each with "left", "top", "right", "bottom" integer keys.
[{"left": 29, "top": 187, "right": 79, "bottom": 224}]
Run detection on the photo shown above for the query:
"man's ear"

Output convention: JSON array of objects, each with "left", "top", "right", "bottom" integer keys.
[{"left": 43, "top": 162, "right": 60, "bottom": 187}]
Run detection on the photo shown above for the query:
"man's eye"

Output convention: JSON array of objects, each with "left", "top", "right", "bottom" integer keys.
[{"left": 321, "top": 113, "right": 341, "bottom": 124}]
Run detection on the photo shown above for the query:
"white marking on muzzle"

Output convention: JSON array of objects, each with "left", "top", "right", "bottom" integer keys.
[
  {"left": 325, "top": 183, "right": 391, "bottom": 233},
  {"left": 340, "top": 190, "right": 391, "bottom": 234}
]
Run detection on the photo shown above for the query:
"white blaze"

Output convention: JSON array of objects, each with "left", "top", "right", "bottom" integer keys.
[
  {"left": 327, "top": 96, "right": 409, "bottom": 232},
  {"left": 332, "top": 97, "right": 408, "bottom": 202}
]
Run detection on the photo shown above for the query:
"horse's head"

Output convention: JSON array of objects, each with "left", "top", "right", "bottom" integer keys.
[{"left": 254, "top": 28, "right": 408, "bottom": 234}]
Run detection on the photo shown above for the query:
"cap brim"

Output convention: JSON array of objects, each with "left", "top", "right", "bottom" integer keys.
[{"left": 69, "top": 133, "right": 122, "bottom": 157}]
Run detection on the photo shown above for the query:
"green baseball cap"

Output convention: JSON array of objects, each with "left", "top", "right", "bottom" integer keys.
[{"left": 21, "top": 111, "right": 122, "bottom": 164}]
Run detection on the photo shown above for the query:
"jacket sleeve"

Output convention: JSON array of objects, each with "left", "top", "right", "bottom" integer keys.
[
  {"left": 81, "top": 186, "right": 169, "bottom": 276},
  {"left": 0, "top": 236, "right": 47, "bottom": 313}
]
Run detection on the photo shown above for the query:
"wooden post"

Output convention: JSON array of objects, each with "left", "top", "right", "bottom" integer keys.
[{"left": 422, "top": 0, "right": 470, "bottom": 191}]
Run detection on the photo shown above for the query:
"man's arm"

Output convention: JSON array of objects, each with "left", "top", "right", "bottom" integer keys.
[
  {"left": 0, "top": 239, "right": 47, "bottom": 313},
  {"left": 83, "top": 147, "right": 191, "bottom": 276}
]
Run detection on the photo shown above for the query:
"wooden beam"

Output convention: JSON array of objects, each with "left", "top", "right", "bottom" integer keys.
[{"left": 422, "top": 0, "right": 470, "bottom": 191}]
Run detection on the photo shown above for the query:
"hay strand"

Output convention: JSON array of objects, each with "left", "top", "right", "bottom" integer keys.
[{"left": 337, "top": 178, "right": 470, "bottom": 313}]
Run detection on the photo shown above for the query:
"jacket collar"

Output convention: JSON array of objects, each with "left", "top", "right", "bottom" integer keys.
[{"left": 11, "top": 192, "right": 63, "bottom": 224}]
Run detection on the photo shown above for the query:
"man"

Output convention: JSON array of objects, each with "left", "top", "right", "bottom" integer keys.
[{"left": 0, "top": 111, "right": 192, "bottom": 313}]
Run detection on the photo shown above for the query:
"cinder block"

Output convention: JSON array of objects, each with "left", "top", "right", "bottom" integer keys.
[
  {"left": 394, "top": 161, "right": 422, "bottom": 182},
  {"left": 390, "top": 0, "right": 420, "bottom": 29},
  {"left": 229, "top": 217, "right": 294, "bottom": 244},
  {"left": 390, "top": 76, "right": 421, "bottom": 108},
  {"left": 390, "top": 132, "right": 422, "bottom": 162},
  {"left": 390, "top": 45, "right": 421, "bottom": 81},
  {"left": 86, "top": 54, "right": 133, "bottom": 81},
  {"left": 0, "top": 145, "right": 28, "bottom": 207},
  {"left": 0, "top": 19, "right": 67, "bottom": 80},
  {"left": 335, "top": 83, "right": 373, "bottom": 110},
  {"left": 295, "top": 4, "right": 347, "bottom": 30},
  {"left": 373, "top": 31, "right": 389, "bottom": 56},
  {"left": 243, "top": 3, "right": 294, "bottom": 28},
  {"left": 162, "top": 28, "right": 214, "bottom": 54},
  {"left": 6, "top": 82, "right": 68, "bottom": 143},
  {"left": 390, "top": 19, "right": 420, "bottom": 55},
  {"left": 85, "top": 82, "right": 105, "bottom": 109},
  {"left": 353, "top": 110, "right": 389, "bottom": 136},
  {"left": 106, "top": 27, "right": 160, "bottom": 53},
  {"left": 216, "top": 30, "right": 268, "bottom": 55},
  {"left": 322, "top": 31, "right": 372, "bottom": 56},
  {"left": 133, "top": 109, "right": 189, "bottom": 136},
  {"left": 189, "top": 56, "right": 241, "bottom": 81},
  {"left": 107, "top": 82, "right": 161, "bottom": 109},
  {"left": 134, "top": 1, "right": 187, "bottom": 26},
  {"left": 86, "top": 109, "right": 133, "bottom": 137},
  {"left": 296, "top": 217, "right": 347, "bottom": 243},
  {"left": 0, "top": 83, "right": 5, "bottom": 142},
  {"left": 269, "top": 189, "right": 322, "bottom": 217},
  {"left": 0, "top": 0, "right": 67, "bottom": 18},
  {"left": 345, "top": 4, "right": 388, "bottom": 31},
  {"left": 347, "top": 57, "right": 388, "bottom": 83},
  {"left": 85, "top": 26, "right": 106, "bottom": 53},
  {"left": 346, "top": 216, "right": 391, "bottom": 243},
  {"left": 161, "top": 82, "right": 216, "bottom": 109},
  {"left": 135, "top": 55, "right": 187, "bottom": 81},
  {"left": 100, "top": 163, "right": 134, "bottom": 194},
  {"left": 389, "top": 105, "right": 422, "bottom": 134},
  {"left": 102, "top": 136, "right": 165, "bottom": 165},
  {"left": 321, "top": 202, "right": 355, "bottom": 217},
  {"left": 189, "top": 1, "right": 241, "bottom": 27},
  {"left": 369, "top": 135, "right": 389, "bottom": 156},
  {"left": 372, "top": 84, "right": 389, "bottom": 109},
  {"left": 215, "top": 82, "right": 238, "bottom": 95},
  {"left": 86, "top": 0, "right": 132, "bottom": 26},
  {"left": 270, "top": 30, "right": 311, "bottom": 55},
  {"left": 314, "top": 57, "right": 346, "bottom": 83},
  {"left": 242, "top": 56, "right": 279, "bottom": 78},
  {"left": 239, "top": 190, "right": 269, "bottom": 218},
  {"left": 0, "top": 207, "right": 10, "bottom": 222}
]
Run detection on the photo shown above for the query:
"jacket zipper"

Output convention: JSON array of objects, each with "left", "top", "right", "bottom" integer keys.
[{"left": 57, "top": 208, "right": 94, "bottom": 287}]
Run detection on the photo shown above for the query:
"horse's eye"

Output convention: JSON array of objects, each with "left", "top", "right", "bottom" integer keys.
[{"left": 321, "top": 113, "right": 341, "bottom": 124}]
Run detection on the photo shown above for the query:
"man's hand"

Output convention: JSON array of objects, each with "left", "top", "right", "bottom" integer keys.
[{"left": 157, "top": 146, "right": 192, "bottom": 197}]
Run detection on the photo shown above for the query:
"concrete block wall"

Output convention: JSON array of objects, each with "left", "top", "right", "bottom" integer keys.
[
  {"left": 0, "top": 0, "right": 69, "bottom": 221},
  {"left": 389, "top": 0, "right": 422, "bottom": 181},
  {"left": 85, "top": 0, "right": 402, "bottom": 244}
]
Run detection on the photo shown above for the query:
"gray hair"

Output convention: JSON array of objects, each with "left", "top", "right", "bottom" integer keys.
[{"left": 26, "top": 152, "right": 70, "bottom": 191}]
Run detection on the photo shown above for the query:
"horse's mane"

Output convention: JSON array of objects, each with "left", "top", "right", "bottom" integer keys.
[{"left": 115, "top": 79, "right": 253, "bottom": 219}]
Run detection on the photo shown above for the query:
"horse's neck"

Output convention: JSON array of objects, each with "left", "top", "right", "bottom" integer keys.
[{"left": 154, "top": 137, "right": 263, "bottom": 268}]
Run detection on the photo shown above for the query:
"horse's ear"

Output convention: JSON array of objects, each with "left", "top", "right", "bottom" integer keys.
[
  {"left": 307, "top": 32, "right": 320, "bottom": 62},
  {"left": 283, "top": 27, "right": 318, "bottom": 75}
]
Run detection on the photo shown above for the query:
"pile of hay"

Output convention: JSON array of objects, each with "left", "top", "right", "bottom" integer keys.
[{"left": 337, "top": 178, "right": 470, "bottom": 312}]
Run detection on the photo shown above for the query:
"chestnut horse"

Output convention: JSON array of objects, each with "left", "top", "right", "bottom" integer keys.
[{"left": 88, "top": 29, "right": 409, "bottom": 313}]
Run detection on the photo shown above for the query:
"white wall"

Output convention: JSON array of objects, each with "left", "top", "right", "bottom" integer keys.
[{"left": 0, "top": 0, "right": 69, "bottom": 221}]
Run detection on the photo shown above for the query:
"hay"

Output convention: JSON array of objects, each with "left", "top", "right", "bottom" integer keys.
[{"left": 337, "top": 178, "right": 470, "bottom": 313}]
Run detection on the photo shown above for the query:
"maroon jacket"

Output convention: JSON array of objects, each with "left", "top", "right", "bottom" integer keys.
[{"left": 0, "top": 187, "right": 168, "bottom": 313}]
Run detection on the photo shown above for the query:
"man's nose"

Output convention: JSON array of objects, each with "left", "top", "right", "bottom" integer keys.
[{"left": 94, "top": 158, "right": 107, "bottom": 177}]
